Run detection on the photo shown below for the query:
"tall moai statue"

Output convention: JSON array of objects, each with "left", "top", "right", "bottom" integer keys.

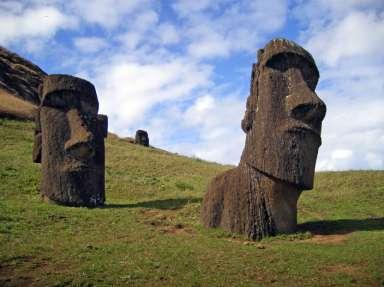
[
  {"left": 201, "top": 39, "right": 326, "bottom": 240},
  {"left": 33, "top": 75, "right": 108, "bottom": 207}
]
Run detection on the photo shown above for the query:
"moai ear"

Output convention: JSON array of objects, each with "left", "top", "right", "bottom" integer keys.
[
  {"left": 241, "top": 62, "right": 260, "bottom": 134},
  {"left": 37, "top": 82, "right": 43, "bottom": 101},
  {"left": 257, "top": 49, "right": 264, "bottom": 63},
  {"left": 241, "top": 105, "right": 253, "bottom": 133},
  {"left": 97, "top": 115, "right": 108, "bottom": 138},
  {"left": 32, "top": 108, "right": 42, "bottom": 163}
]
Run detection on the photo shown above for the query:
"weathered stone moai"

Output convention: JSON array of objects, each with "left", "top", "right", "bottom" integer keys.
[
  {"left": 201, "top": 39, "right": 326, "bottom": 240},
  {"left": 33, "top": 74, "right": 108, "bottom": 207},
  {"left": 135, "top": 129, "right": 149, "bottom": 146}
]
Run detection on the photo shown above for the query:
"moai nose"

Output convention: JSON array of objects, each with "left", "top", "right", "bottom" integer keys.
[
  {"left": 286, "top": 83, "right": 326, "bottom": 129},
  {"left": 64, "top": 109, "right": 94, "bottom": 159}
]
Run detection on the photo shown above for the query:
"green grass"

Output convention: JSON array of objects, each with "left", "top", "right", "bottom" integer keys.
[{"left": 0, "top": 118, "right": 383, "bottom": 287}]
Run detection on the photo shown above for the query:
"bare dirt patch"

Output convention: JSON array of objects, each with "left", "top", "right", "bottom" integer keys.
[
  {"left": 138, "top": 209, "right": 195, "bottom": 236},
  {"left": 323, "top": 264, "right": 361, "bottom": 275},
  {"left": 0, "top": 256, "right": 36, "bottom": 287},
  {"left": 0, "top": 255, "right": 54, "bottom": 286},
  {"left": 304, "top": 233, "right": 349, "bottom": 244},
  {"left": 226, "top": 238, "right": 267, "bottom": 249},
  {"left": 159, "top": 224, "right": 195, "bottom": 236}
]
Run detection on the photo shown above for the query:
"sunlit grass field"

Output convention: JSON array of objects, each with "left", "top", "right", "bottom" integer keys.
[{"left": 1, "top": 118, "right": 383, "bottom": 286}]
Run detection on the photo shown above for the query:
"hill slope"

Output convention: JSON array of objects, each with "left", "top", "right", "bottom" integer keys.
[
  {"left": 0, "top": 118, "right": 383, "bottom": 287},
  {"left": 0, "top": 46, "right": 46, "bottom": 120}
]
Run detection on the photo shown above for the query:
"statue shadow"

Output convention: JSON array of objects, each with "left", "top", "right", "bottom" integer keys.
[
  {"left": 103, "top": 197, "right": 202, "bottom": 210},
  {"left": 298, "top": 218, "right": 384, "bottom": 235}
]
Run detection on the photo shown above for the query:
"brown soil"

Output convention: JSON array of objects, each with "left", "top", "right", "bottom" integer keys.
[
  {"left": 323, "top": 264, "right": 362, "bottom": 275},
  {"left": 138, "top": 209, "right": 195, "bottom": 236},
  {"left": 0, "top": 256, "right": 40, "bottom": 287},
  {"left": 305, "top": 233, "right": 349, "bottom": 244},
  {"left": 159, "top": 224, "right": 195, "bottom": 235},
  {"left": 0, "top": 255, "right": 65, "bottom": 287}
]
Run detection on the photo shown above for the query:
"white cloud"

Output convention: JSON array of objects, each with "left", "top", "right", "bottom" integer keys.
[
  {"left": 316, "top": 96, "right": 384, "bottom": 171},
  {"left": 158, "top": 23, "right": 180, "bottom": 45},
  {"left": 2, "top": 0, "right": 382, "bottom": 171},
  {"left": 94, "top": 57, "right": 213, "bottom": 133},
  {"left": 184, "top": 95, "right": 215, "bottom": 124},
  {"left": 296, "top": 2, "right": 384, "bottom": 170},
  {"left": 177, "top": 93, "right": 245, "bottom": 164},
  {"left": 0, "top": 1, "right": 23, "bottom": 14},
  {"left": 73, "top": 37, "right": 107, "bottom": 53},
  {"left": 172, "top": 0, "right": 216, "bottom": 16},
  {"left": 174, "top": 0, "right": 288, "bottom": 59},
  {"left": 331, "top": 149, "right": 353, "bottom": 160},
  {"left": 187, "top": 28, "right": 230, "bottom": 58},
  {"left": 117, "top": 10, "right": 159, "bottom": 49},
  {"left": 67, "top": 0, "right": 149, "bottom": 29},
  {"left": 134, "top": 10, "right": 158, "bottom": 30},
  {"left": 305, "top": 11, "right": 384, "bottom": 66},
  {"left": 0, "top": 5, "right": 77, "bottom": 46}
]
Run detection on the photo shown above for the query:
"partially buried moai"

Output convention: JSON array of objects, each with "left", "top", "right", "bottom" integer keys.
[
  {"left": 201, "top": 39, "right": 326, "bottom": 240},
  {"left": 33, "top": 74, "right": 108, "bottom": 207},
  {"left": 135, "top": 129, "right": 149, "bottom": 146}
]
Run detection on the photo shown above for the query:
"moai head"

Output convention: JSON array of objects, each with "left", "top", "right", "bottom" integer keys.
[
  {"left": 240, "top": 39, "right": 326, "bottom": 189},
  {"left": 135, "top": 130, "right": 149, "bottom": 146},
  {"left": 33, "top": 74, "right": 108, "bottom": 207}
]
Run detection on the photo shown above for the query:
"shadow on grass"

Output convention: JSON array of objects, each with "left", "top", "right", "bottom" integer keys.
[
  {"left": 298, "top": 218, "right": 384, "bottom": 235},
  {"left": 104, "top": 197, "right": 202, "bottom": 210}
]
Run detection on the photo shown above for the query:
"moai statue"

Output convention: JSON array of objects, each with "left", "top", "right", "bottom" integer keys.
[
  {"left": 33, "top": 74, "right": 108, "bottom": 207},
  {"left": 201, "top": 39, "right": 326, "bottom": 240},
  {"left": 135, "top": 129, "right": 149, "bottom": 146}
]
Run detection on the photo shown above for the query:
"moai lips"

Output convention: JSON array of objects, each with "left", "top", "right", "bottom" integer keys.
[
  {"left": 33, "top": 75, "right": 108, "bottom": 207},
  {"left": 201, "top": 39, "right": 326, "bottom": 240}
]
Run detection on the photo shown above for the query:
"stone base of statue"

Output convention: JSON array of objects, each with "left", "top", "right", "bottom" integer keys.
[{"left": 201, "top": 163, "right": 301, "bottom": 240}]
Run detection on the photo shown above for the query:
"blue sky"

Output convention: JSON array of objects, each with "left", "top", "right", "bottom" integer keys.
[{"left": 1, "top": 0, "right": 383, "bottom": 170}]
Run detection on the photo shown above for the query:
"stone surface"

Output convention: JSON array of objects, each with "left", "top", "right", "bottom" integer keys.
[
  {"left": 0, "top": 46, "right": 46, "bottom": 120},
  {"left": 201, "top": 38, "right": 326, "bottom": 240},
  {"left": 135, "top": 130, "right": 149, "bottom": 146},
  {"left": 33, "top": 74, "right": 108, "bottom": 207}
]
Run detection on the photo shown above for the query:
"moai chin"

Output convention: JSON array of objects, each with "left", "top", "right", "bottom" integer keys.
[
  {"left": 135, "top": 130, "right": 149, "bottom": 146},
  {"left": 33, "top": 74, "right": 108, "bottom": 207},
  {"left": 201, "top": 39, "right": 326, "bottom": 240}
]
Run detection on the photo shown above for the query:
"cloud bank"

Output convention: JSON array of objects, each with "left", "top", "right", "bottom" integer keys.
[{"left": 0, "top": 0, "right": 382, "bottom": 170}]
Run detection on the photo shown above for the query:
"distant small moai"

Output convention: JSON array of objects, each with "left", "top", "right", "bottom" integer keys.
[
  {"left": 201, "top": 39, "right": 326, "bottom": 240},
  {"left": 33, "top": 74, "right": 108, "bottom": 207},
  {"left": 135, "top": 129, "right": 149, "bottom": 146}
]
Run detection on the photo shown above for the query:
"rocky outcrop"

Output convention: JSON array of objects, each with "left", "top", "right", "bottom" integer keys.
[{"left": 0, "top": 46, "right": 46, "bottom": 120}]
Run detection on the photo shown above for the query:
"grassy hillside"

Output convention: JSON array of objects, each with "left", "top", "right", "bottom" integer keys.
[
  {"left": 0, "top": 90, "right": 36, "bottom": 120},
  {"left": 0, "top": 118, "right": 383, "bottom": 287}
]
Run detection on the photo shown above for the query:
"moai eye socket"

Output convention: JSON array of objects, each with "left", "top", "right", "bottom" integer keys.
[
  {"left": 266, "top": 53, "right": 319, "bottom": 91},
  {"left": 42, "top": 90, "right": 81, "bottom": 110}
]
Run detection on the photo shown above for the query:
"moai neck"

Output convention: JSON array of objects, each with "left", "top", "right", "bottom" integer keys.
[{"left": 247, "top": 164, "right": 302, "bottom": 234}]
